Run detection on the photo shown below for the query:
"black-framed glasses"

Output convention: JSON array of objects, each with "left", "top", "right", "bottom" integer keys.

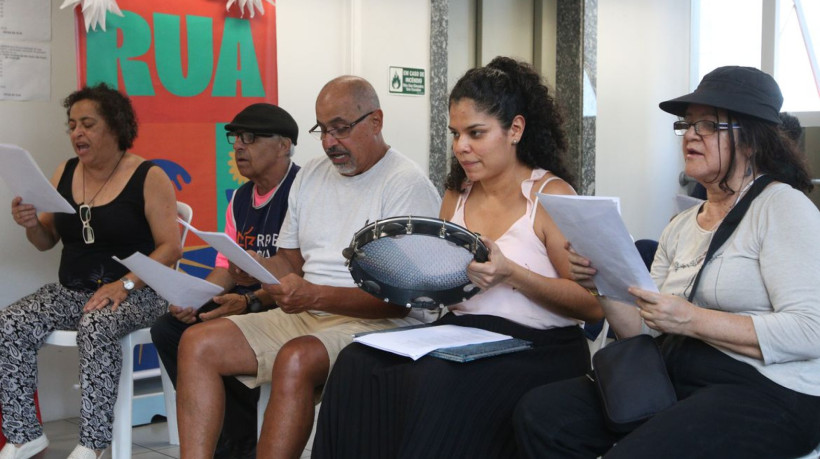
[
  {"left": 309, "top": 111, "right": 375, "bottom": 140},
  {"left": 79, "top": 204, "right": 94, "bottom": 244},
  {"left": 673, "top": 120, "right": 741, "bottom": 136},
  {"left": 226, "top": 131, "right": 275, "bottom": 145}
]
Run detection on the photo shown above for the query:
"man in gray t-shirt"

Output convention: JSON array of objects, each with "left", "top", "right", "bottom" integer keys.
[{"left": 174, "top": 76, "right": 441, "bottom": 458}]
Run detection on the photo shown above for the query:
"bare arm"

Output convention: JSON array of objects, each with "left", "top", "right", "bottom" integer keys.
[
  {"left": 252, "top": 247, "right": 304, "bottom": 280},
  {"left": 461, "top": 180, "right": 602, "bottom": 323},
  {"left": 139, "top": 166, "right": 184, "bottom": 271},
  {"left": 263, "top": 273, "right": 408, "bottom": 319},
  {"left": 12, "top": 162, "right": 67, "bottom": 251}
]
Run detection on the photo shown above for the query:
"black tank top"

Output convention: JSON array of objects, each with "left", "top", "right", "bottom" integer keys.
[{"left": 54, "top": 157, "right": 156, "bottom": 292}]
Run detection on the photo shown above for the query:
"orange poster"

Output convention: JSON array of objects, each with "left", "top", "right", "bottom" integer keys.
[{"left": 72, "top": 1, "right": 278, "bottom": 277}]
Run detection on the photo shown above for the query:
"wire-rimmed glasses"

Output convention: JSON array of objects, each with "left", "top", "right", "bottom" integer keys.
[
  {"left": 673, "top": 120, "right": 741, "bottom": 136},
  {"left": 308, "top": 111, "right": 375, "bottom": 140},
  {"left": 79, "top": 204, "right": 94, "bottom": 244}
]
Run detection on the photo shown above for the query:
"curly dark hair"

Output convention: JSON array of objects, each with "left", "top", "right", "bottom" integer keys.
[
  {"left": 738, "top": 114, "right": 812, "bottom": 193},
  {"left": 779, "top": 111, "right": 803, "bottom": 145},
  {"left": 444, "top": 56, "right": 574, "bottom": 191},
  {"left": 63, "top": 83, "right": 138, "bottom": 151},
  {"left": 709, "top": 110, "right": 812, "bottom": 194}
]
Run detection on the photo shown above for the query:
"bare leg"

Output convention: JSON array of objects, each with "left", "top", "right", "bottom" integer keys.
[
  {"left": 177, "top": 319, "right": 258, "bottom": 459},
  {"left": 257, "top": 336, "right": 330, "bottom": 459}
]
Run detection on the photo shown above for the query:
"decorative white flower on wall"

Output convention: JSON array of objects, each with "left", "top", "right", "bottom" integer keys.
[
  {"left": 60, "top": 0, "right": 276, "bottom": 32},
  {"left": 59, "top": 0, "right": 123, "bottom": 32},
  {"left": 226, "top": 0, "right": 276, "bottom": 18}
]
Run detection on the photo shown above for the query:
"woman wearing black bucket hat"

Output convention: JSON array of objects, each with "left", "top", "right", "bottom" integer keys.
[{"left": 513, "top": 66, "right": 820, "bottom": 458}]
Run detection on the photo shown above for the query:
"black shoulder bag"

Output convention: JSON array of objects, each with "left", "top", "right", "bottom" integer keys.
[{"left": 591, "top": 175, "right": 774, "bottom": 433}]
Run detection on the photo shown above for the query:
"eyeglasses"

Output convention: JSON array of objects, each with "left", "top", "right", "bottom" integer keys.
[
  {"left": 226, "top": 132, "right": 275, "bottom": 145},
  {"left": 309, "top": 111, "right": 375, "bottom": 140},
  {"left": 673, "top": 120, "right": 741, "bottom": 136},
  {"left": 79, "top": 204, "right": 94, "bottom": 244}
]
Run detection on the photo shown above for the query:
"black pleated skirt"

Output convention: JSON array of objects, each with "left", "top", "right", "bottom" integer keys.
[{"left": 312, "top": 313, "right": 591, "bottom": 459}]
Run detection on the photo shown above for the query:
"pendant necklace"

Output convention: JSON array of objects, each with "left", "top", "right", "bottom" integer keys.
[{"left": 79, "top": 153, "right": 124, "bottom": 244}]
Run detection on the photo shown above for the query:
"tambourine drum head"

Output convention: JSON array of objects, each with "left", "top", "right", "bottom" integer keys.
[
  {"left": 345, "top": 217, "right": 488, "bottom": 309},
  {"left": 357, "top": 235, "right": 473, "bottom": 291}
]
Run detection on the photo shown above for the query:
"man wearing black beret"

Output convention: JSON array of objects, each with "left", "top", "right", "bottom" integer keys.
[{"left": 151, "top": 102, "right": 300, "bottom": 458}]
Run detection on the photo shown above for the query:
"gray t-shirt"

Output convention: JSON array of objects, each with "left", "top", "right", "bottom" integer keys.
[
  {"left": 276, "top": 148, "right": 442, "bottom": 288},
  {"left": 649, "top": 182, "right": 820, "bottom": 396}
]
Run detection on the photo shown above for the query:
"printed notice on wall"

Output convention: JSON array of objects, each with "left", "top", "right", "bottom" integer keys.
[
  {"left": 388, "top": 66, "right": 425, "bottom": 96},
  {"left": 0, "top": 42, "right": 50, "bottom": 101},
  {"left": 0, "top": 0, "right": 51, "bottom": 42}
]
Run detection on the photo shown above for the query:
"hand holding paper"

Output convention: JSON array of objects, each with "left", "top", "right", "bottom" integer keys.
[
  {"left": 537, "top": 193, "right": 658, "bottom": 303},
  {"left": 113, "top": 252, "right": 224, "bottom": 309},
  {"left": 178, "top": 219, "right": 279, "bottom": 284},
  {"left": 0, "top": 144, "right": 75, "bottom": 214}
]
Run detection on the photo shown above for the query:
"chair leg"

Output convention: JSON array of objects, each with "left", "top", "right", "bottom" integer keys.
[
  {"left": 158, "top": 360, "right": 179, "bottom": 445},
  {"left": 112, "top": 334, "right": 133, "bottom": 459},
  {"left": 257, "top": 383, "right": 271, "bottom": 440}
]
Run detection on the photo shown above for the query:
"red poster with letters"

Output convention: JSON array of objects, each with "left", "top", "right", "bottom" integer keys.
[{"left": 72, "top": 1, "right": 278, "bottom": 277}]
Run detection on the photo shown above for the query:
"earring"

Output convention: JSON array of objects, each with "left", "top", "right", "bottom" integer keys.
[{"left": 512, "top": 140, "right": 518, "bottom": 145}]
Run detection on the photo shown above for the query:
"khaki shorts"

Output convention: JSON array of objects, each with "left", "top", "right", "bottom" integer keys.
[{"left": 227, "top": 309, "right": 418, "bottom": 388}]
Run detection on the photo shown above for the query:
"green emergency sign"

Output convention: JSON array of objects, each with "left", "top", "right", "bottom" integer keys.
[{"left": 388, "top": 66, "right": 425, "bottom": 96}]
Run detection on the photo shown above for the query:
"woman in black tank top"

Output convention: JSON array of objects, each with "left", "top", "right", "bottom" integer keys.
[{"left": 2, "top": 84, "right": 181, "bottom": 459}]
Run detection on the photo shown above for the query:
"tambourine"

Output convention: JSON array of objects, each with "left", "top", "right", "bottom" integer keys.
[{"left": 343, "top": 216, "right": 489, "bottom": 309}]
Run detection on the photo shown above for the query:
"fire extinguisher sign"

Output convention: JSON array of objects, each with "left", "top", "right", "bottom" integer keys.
[{"left": 388, "top": 66, "right": 425, "bottom": 96}]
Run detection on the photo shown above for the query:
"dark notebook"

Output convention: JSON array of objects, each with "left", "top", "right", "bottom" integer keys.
[{"left": 429, "top": 338, "right": 533, "bottom": 363}]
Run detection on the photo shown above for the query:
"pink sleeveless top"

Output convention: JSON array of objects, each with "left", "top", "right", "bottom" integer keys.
[{"left": 448, "top": 169, "right": 579, "bottom": 329}]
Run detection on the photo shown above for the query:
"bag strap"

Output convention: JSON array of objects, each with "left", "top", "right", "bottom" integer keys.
[{"left": 686, "top": 175, "right": 774, "bottom": 302}]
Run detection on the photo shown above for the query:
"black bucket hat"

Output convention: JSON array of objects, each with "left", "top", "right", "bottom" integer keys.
[
  {"left": 225, "top": 103, "right": 299, "bottom": 145},
  {"left": 659, "top": 66, "right": 783, "bottom": 124}
]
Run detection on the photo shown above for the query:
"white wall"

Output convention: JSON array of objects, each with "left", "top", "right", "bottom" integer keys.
[
  {"left": 0, "top": 0, "right": 431, "bottom": 422},
  {"left": 447, "top": 0, "right": 476, "bottom": 91},
  {"left": 276, "top": 0, "right": 431, "bottom": 171},
  {"left": 448, "top": 0, "right": 558, "bottom": 91},
  {"left": 0, "top": 4, "right": 82, "bottom": 422},
  {"left": 480, "top": 0, "right": 534, "bottom": 65},
  {"left": 596, "top": 0, "right": 691, "bottom": 240}
]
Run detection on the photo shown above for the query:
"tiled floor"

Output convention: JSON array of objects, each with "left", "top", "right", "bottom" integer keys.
[
  {"left": 40, "top": 417, "right": 179, "bottom": 458},
  {"left": 39, "top": 416, "right": 315, "bottom": 458}
]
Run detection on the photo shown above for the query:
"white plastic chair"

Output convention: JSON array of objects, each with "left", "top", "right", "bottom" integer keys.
[
  {"left": 158, "top": 201, "right": 192, "bottom": 446},
  {"left": 43, "top": 201, "right": 192, "bottom": 458},
  {"left": 257, "top": 383, "right": 271, "bottom": 440}
]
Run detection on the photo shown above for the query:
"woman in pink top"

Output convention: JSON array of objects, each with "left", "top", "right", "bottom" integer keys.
[{"left": 311, "top": 56, "right": 602, "bottom": 459}]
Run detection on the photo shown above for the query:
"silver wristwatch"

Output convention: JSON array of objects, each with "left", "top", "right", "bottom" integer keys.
[{"left": 121, "top": 277, "right": 135, "bottom": 292}]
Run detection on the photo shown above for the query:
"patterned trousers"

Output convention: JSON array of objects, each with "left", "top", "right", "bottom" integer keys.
[{"left": 0, "top": 283, "right": 167, "bottom": 450}]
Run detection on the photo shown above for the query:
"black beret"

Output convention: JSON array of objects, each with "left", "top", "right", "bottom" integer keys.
[{"left": 225, "top": 103, "right": 299, "bottom": 145}]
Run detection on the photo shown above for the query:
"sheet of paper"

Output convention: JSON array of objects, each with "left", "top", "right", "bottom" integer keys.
[
  {"left": 353, "top": 324, "right": 512, "bottom": 360},
  {"left": 113, "top": 253, "right": 224, "bottom": 309},
  {"left": 0, "top": 144, "right": 74, "bottom": 213},
  {"left": 0, "top": 42, "right": 50, "bottom": 101},
  {"left": 178, "top": 219, "right": 279, "bottom": 285},
  {"left": 0, "top": 0, "right": 52, "bottom": 42},
  {"left": 537, "top": 193, "right": 658, "bottom": 303}
]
